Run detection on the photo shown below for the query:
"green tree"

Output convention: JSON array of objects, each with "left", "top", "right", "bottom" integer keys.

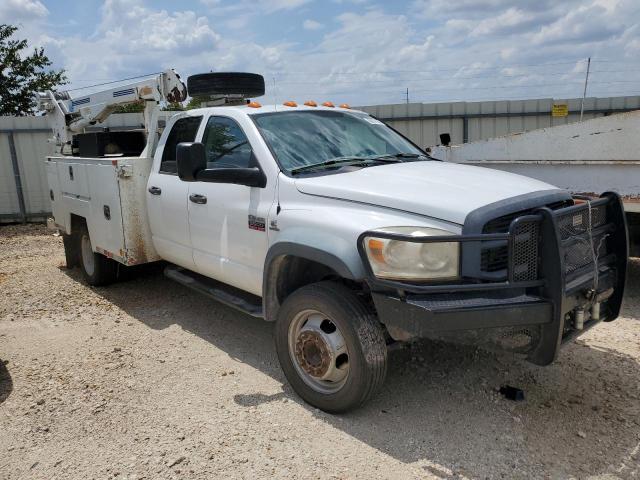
[
  {"left": 162, "top": 102, "right": 185, "bottom": 111},
  {"left": 186, "top": 96, "right": 208, "bottom": 109},
  {"left": 113, "top": 101, "right": 145, "bottom": 113},
  {"left": 0, "top": 24, "right": 67, "bottom": 116}
]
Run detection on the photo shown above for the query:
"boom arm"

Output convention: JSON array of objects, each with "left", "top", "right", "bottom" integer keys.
[{"left": 36, "top": 69, "right": 187, "bottom": 154}]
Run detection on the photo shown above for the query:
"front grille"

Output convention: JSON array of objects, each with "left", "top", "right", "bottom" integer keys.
[
  {"left": 556, "top": 205, "right": 606, "bottom": 240},
  {"left": 480, "top": 200, "right": 569, "bottom": 279},
  {"left": 556, "top": 205, "right": 609, "bottom": 275},
  {"left": 482, "top": 200, "right": 571, "bottom": 234},
  {"left": 480, "top": 221, "right": 540, "bottom": 279},
  {"left": 481, "top": 246, "right": 509, "bottom": 272},
  {"left": 511, "top": 220, "right": 540, "bottom": 281}
]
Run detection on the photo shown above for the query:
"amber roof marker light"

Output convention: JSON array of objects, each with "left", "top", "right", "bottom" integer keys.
[
  {"left": 322, "top": 101, "right": 335, "bottom": 107},
  {"left": 304, "top": 100, "right": 317, "bottom": 107},
  {"left": 339, "top": 103, "right": 350, "bottom": 109},
  {"left": 247, "top": 101, "right": 262, "bottom": 108},
  {"left": 283, "top": 101, "right": 298, "bottom": 107}
]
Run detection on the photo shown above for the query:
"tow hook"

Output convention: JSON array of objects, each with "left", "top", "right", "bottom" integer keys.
[{"left": 573, "top": 302, "right": 602, "bottom": 330}]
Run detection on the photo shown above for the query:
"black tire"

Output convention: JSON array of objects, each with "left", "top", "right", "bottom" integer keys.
[
  {"left": 187, "top": 72, "right": 265, "bottom": 98},
  {"left": 77, "top": 225, "right": 118, "bottom": 287},
  {"left": 62, "top": 233, "right": 79, "bottom": 268},
  {"left": 275, "top": 281, "right": 387, "bottom": 413}
]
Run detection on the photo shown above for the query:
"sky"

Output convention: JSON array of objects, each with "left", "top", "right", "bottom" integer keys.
[{"left": 2, "top": 0, "right": 640, "bottom": 106}]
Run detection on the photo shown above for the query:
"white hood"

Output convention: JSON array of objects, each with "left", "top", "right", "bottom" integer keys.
[{"left": 294, "top": 161, "right": 560, "bottom": 225}]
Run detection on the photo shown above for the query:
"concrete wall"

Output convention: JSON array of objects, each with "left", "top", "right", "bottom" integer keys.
[{"left": 357, "top": 96, "right": 640, "bottom": 149}]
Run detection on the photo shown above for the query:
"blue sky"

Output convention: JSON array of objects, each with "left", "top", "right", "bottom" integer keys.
[{"left": 2, "top": 0, "right": 640, "bottom": 106}]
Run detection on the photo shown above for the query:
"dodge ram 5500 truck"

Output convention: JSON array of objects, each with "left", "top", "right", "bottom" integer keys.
[{"left": 38, "top": 72, "right": 629, "bottom": 412}]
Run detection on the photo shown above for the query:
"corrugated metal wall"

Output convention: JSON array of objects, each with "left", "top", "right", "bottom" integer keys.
[
  {"left": 357, "top": 95, "right": 640, "bottom": 148},
  {"left": 0, "top": 116, "right": 51, "bottom": 222},
  {"left": 0, "top": 113, "right": 144, "bottom": 223}
]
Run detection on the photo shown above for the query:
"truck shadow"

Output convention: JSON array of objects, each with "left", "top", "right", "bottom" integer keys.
[
  {"left": 0, "top": 359, "right": 12, "bottom": 405},
  {"left": 73, "top": 259, "right": 640, "bottom": 478}
]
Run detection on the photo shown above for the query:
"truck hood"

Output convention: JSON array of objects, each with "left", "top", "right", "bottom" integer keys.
[{"left": 294, "top": 161, "right": 559, "bottom": 225}]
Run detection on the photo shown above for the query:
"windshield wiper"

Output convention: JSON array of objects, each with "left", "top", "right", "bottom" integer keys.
[
  {"left": 372, "top": 152, "right": 428, "bottom": 160},
  {"left": 290, "top": 156, "right": 400, "bottom": 175}
]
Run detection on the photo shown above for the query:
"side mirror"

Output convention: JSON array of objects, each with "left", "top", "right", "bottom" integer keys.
[
  {"left": 177, "top": 143, "right": 267, "bottom": 188},
  {"left": 177, "top": 142, "right": 206, "bottom": 182},
  {"left": 439, "top": 133, "right": 451, "bottom": 146}
]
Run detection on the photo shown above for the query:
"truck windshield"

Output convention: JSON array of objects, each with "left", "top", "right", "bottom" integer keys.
[{"left": 252, "top": 110, "right": 426, "bottom": 174}]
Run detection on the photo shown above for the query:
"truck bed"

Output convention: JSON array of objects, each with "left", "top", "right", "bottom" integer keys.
[{"left": 46, "top": 155, "right": 159, "bottom": 266}]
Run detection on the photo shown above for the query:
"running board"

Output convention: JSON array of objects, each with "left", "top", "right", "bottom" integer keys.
[{"left": 164, "top": 265, "right": 264, "bottom": 318}]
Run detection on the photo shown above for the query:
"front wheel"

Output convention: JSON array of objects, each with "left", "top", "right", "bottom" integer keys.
[{"left": 275, "top": 282, "right": 387, "bottom": 413}]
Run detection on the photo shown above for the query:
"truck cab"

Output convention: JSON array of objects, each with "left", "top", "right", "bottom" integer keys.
[{"left": 40, "top": 73, "right": 629, "bottom": 413}]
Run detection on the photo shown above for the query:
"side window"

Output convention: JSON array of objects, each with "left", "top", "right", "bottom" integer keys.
[
  {"left": 202, "top": 116, "right": 253, "bottom": 169},
  {"left": 160, "top": 116, "right": 203, "bottom": 174}
]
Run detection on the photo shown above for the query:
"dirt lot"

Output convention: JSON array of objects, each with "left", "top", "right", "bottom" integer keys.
[{"left": 0, "top": 224, "right": 639, "bottom": 479}]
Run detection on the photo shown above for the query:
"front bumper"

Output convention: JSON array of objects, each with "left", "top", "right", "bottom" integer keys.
[{"left": 359, "top": 192, "right": 629, "bottom": 365}]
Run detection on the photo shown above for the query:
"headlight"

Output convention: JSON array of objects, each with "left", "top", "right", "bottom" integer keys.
[{"left": 363, "top": 227, "right": 460, "bottom": 281}]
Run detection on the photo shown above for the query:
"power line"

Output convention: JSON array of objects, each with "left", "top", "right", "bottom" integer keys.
[
  {"left": 268, "top": 60, "right": 591, "bottom": 77},
  {"left": 275, "top": 70, "right": 640, "bottom": 86},
  {"left": 270, "top": 79, "right": 640, "bottom": 98},
  {"left": 66, "top": 72, "right": 163, "bottom": 92},
  {"left": 407, "top": 90, "right": 640, "bottom": 104}
]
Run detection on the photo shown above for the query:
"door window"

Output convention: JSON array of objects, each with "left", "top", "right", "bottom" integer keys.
[
  {"left": 202, "top": 116, "right": 253, "bottom": 168},
  {"left": 160, "top": 116, "right": 203, "bottom": 174}
]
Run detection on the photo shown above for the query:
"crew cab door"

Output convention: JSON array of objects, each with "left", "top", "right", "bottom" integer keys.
[
  {"left": 187, "top": 115, "right": 276, "bottom": 296},
  {"left": 147, "top": 114, "right": 203, "bottom": 270}
]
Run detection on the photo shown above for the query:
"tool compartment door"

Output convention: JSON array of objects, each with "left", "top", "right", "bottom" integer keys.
[{"left": 86, "top": 161, "right": 126, "bottom": 260}]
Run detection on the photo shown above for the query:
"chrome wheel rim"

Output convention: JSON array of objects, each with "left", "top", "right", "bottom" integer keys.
[
  {"left": 80, "top": 234, "right": 95, "bottom": 277},
  {"left": 288, "top": 309, "right": 350, "bottom": 394}
]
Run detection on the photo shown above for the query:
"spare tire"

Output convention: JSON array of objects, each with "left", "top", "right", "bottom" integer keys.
[{"left": 187, "top": 72, "right": 265, "bottom": 98}]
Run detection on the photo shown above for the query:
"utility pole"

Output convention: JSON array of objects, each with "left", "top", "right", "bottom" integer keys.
[
  {"left": 272, "top": 76, "right": 277, "bottom": 106},
  {"left": 406, "top": 87, "right": 409, "bottom": 105},
  {"left": 580, "top": 57, "right": 591, "bottom": 122}
]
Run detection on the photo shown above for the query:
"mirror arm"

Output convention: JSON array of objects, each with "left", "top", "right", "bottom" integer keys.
[{"left": 195, "top": 167, "right": 266, "bottom": 188}]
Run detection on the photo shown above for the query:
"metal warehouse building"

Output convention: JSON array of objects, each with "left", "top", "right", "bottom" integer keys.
[
  {"left": 357, "top": 95, "right": 640, "bottom": 149},
  {"left": 1, "top": 95, "right": 639, "bottom": 223}
]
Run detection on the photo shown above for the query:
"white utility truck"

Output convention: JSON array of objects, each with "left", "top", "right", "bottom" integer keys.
[{"left": 38, "top": 72, "right": 629, "bottom": 412}]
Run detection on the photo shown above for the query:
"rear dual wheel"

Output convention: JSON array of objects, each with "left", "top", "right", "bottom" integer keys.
[
  {"left": 275, "top": 282, "right": 387, "bottom": 413},
  {"left": 77, "top": 225, "right": 118, "bottom": 286}
]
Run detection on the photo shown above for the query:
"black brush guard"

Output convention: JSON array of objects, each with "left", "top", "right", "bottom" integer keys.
[{"left": 358, "top": 192, "right": 629, "bottom": 365}]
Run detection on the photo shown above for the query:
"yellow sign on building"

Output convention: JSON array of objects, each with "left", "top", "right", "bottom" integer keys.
[{"left": 552, "top": 103, "right": 569, "bottom": 117}]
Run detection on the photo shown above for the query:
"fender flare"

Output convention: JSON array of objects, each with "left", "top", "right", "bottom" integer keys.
[{"left": 262, "top": 242, "right": 364, "bottom": 321}]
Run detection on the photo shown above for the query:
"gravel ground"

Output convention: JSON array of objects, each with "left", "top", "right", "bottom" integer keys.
[{"left": 0, "top": 223, "right": 639, "bottom": 480}]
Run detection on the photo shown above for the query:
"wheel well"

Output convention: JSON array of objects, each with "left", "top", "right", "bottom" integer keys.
[
  {"left": 69, "top": 214, "right": 87, "bottom": 235},
  {"left": 264, "top": 255, "right": 360, "bottom": 321},
  {"left": 62, "top": 214, "right": 87, "bottom": 268}
]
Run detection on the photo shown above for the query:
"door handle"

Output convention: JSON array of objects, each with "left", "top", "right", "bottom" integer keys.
[
  {"left": 148, "top": 186, "right": 162, "bottom": 195},
  {"left": 189, "top": 193, "right": 207, "bottom": 204}
]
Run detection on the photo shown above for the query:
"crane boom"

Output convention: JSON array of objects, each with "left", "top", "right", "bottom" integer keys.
[{"left": 36, "top": 69, "right": 187, "bottom": 155}]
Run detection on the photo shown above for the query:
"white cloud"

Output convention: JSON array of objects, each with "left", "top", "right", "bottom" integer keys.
[
  {"left": 47, "top": 0, "right": 221, "bottom": 86},
  {"left": 530, "top": 3, "right": 618, "bottom": 45},
  {"left": 0, "top": 0, "right": 48, "bottom": 22},
  {"left": 303, "top": 19, "right": 324, "bottom": 30},
  {"left": 5, "top": 0, "right": 640, "bottom": 105},
  {"left": 260, "top": 0, "right": 311, "bottom": 12},
  {"left": 207, "top": 0, "right": 311, "bottom": 14}
]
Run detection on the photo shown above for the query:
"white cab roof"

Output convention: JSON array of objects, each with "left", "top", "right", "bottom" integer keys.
[{"left": 186, "top": 104, "right": 365, "bottom": 116}]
